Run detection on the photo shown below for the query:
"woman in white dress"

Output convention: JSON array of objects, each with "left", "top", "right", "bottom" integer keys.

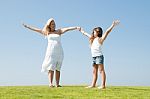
[{"left": 23, "top": 18, "right": 80, "bottom": 87}]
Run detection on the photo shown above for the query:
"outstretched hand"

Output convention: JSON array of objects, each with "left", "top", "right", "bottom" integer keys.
[
  {"left": 76, "top": 27, "right": 81, "bottom": 31},
  {"left": 22, "top": 23, "right": 28, "bottom": 28},
  {"left": 80, "top": 28, "right": 85, "bottom": 33},
  {"left": 76, "top": 27, "right": 84, "bottom": 33},
  {"left": 78, "top": 27, "right": 86, "bottom": 35},
  {"left": 113, "top": 20, "right": 120, "bottom": 27}
]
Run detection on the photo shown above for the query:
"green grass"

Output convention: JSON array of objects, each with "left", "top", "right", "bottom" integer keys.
[{"left": 0, "top": 86, "right": 150, "bottom": 99}]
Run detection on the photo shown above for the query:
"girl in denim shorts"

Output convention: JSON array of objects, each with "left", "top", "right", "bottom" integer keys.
[{"left": 78, "top": 20, "right": 120, "bottom": 89}]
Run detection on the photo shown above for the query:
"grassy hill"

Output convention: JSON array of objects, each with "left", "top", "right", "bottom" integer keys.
[{"left": 0, "top": 86, "right": 150, "bottom": 99}]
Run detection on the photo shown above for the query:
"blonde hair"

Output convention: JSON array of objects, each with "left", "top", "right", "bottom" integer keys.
[{"left": 42, "top": 18, "right": 54, "bottom": 37}]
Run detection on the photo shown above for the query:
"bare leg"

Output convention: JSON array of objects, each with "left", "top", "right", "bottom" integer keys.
[
  {"left": 55, "top": 70, "right": 61, "bottom": 87},
  {"left": 98, "top": 64, "right": 106, "bottom": 89},
  {"left": 91, "top": 64, "right": 98, "bottom": 87},
  {"left": 48, "top": 70, "right": 54, "bottom": 87},
  {"left": 86, "top": 64, "right": 98, "bottom": 88}
]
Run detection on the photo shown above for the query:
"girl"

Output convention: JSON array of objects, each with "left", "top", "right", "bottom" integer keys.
[
  {"left": 79, "top": 20, "right": 120, "bottom": 89},
  {"left": 23, "top": 18, "right": 80, "bottom": 87}
]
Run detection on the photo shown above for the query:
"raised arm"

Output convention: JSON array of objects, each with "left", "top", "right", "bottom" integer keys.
[
  {"left": 22, "top": 23, "right": 46, "bottom": 36},
  {"left": 100, "top": 20, "right": 120, "bottom": 44},
  {"left": 79, "top": 28, "right": 91, "bottom": 38},
  {"left": 59, "top": 26, "right": 79, "bottom": 34}
]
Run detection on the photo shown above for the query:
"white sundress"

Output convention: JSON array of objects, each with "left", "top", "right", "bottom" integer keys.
[{"left": 41, "top": 34, "right": 64, "bottom": 72}]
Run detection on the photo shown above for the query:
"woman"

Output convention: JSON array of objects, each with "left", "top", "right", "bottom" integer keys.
[
  {"left": 23, "top": 18, "right": 80, "bottom": 87},
  {"left": 78, "top": 20, "right": 120, "bottom": 89}
]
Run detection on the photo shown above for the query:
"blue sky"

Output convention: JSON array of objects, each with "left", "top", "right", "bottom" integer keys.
[{"left": 0, "top": 0, "right": 150, "bottom": 86}]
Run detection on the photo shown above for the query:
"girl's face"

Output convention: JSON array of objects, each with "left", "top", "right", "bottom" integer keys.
[
  {"left": 93, "top": 30, "right": 99, "bottom": 37},
  {"left": 49, "top": 20, "right": 56, "bottom": 31}
]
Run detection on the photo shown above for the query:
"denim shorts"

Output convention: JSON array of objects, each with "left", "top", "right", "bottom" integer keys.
[{"left": 92, "top": 55, "right": 104, "bottom": 65}]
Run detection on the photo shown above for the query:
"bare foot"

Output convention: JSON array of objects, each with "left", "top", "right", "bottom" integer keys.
[
  {"left": 49, "top": 84, "right": 54, "bottom": 88},
  {"left": 97, "top": 86, "right": 106, "bottom": 89},
  {"left": 85, "top": 86, "right": 95, "bottom": 88},
  {"left": 56, "top": 85, "right": 62, "bottom": 87}
]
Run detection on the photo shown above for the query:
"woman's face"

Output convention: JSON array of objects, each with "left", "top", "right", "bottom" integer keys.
[{"left": 49, "top": 20, "right": 56, "bottom": 31}]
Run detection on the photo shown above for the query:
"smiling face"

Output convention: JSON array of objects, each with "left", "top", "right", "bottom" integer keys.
[
  {"left": 92, "top": 27, "right": 103, "bottom": 38},
  {"left": 48, "top": 20, "right": 56, "bottom": 32}
]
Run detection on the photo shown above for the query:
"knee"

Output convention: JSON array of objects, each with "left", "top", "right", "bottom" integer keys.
[
  {"left": 99, "top": 69, "right": 105, "bottom": 74},
  {"left": 93, "top": 69, "right": 98, "bottom": 74}
]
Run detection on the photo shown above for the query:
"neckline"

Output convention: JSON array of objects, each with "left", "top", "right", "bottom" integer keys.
[{"left": 48, "top": 33, "right": 60, "bottom": 36}]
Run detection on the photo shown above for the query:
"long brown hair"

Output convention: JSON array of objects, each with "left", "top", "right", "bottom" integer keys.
[
  {"left": 42, "top": 18, "right": 54, "bottom": 36},
  {"left": 89, "top": 27, "right": 103, "bottom": 45}
]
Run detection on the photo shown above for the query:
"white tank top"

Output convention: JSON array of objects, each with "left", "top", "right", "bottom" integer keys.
[{"left": 91, "top": 37, "right": 103, "bottom": 57}]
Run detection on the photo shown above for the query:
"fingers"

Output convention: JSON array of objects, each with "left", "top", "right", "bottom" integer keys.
[
  {"left": 22, "top": 23, "right": 26, "bottom": 27},
  {"left": 80, "top": 28, "right": 85, "bottom": 32},
  {"left": 113, "top": 20, "right": 120, "bottom": 26},
  {"left": 115, "top": 20, "right": 120, "bottom": 24},
  {"left": 76, "top": 27, "right": 85, "bottom": 34},
  {"left": 22, "top": 23, "right": 28, "bottom": 28}
]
